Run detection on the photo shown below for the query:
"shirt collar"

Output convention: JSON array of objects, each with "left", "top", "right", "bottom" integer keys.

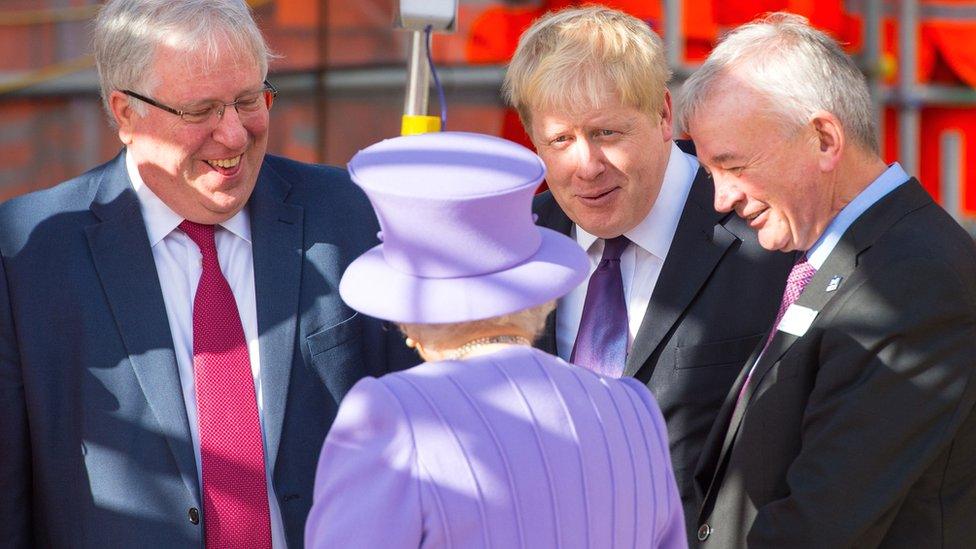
[
  {"left": 576, "top": 141, "right": 696, "bottom": 258},
  {"left": 805, "top": 162, "right": 909, "bottom": 269},
  {"left": 126, "top": 148, "right": 252, "bottom": 246}
]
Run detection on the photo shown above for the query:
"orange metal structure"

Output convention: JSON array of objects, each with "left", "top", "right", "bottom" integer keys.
[{"left": 1, "top": 0, "right": 974, "bottom": 225}]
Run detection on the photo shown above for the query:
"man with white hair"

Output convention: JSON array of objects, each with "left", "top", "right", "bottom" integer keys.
[
  {"left": 683, "top": 13, "right": 976, "bottom": 547},
  {"left": 504, "top": 6, "right": 794, "bottom": 541},
  {"left": 0, "top": 1, "right": 412, "bottom": 547}
]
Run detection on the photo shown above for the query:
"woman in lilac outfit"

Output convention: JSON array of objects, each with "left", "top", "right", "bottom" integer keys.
[{"left": 305, "top": 131, "right": 686, "bottom": 549}]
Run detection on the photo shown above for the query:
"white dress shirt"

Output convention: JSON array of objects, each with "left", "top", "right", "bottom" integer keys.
[
  {"left": 557, "top": 142, "right": 698, "bottom": 362},
  {"left": 126, "top": 151, "right": 287, "bottom": 548}
]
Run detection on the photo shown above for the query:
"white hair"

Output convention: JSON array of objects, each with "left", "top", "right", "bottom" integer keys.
[
  {"left": 398, "top": 301, "right": 556, "bottom": 351},
  {"left": 679, "top": 12, "right": 877, "bottom": 152},
  {"left": 92, "top": 0, "right": 275, "bottom": 122}
]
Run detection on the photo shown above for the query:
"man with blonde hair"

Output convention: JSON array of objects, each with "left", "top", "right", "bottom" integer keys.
[
  {"left": 504, "top": 6, "right": 794, "bottom": 539},
  {"left": 683, "top": 13, "right": 976, "bottom": 546}
]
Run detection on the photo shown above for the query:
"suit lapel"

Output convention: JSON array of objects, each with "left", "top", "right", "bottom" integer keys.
[
  {"left": 730, "top": 179, "right": 931, "bottom": 415},
  {"left": 694, "top": 338, "right": 759, "bottom": 498},
  {"left": 699, "top": 178, "right": 933, "bottom": 513},
  {"left": 701, "top": 250, "right": 859, "bottom": 505},
  {"left": 626, "top": 168, "right": 736, "bottom": 378},
  {"left": 248, "top": 161, "right": 304, "bottom": 471},
  {"left": 85, "top": 152, "right": 199, "bottom": 499},
  {"left": 532, "top": 169, "right": 740, "bottom": 373}
]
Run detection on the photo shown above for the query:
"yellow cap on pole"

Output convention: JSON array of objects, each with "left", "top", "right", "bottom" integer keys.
[{"left": 401, "top": 114, "right": 442, "bottom": 136}]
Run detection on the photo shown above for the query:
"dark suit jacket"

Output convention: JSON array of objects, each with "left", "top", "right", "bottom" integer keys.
[
  {"left": 533, "top": 143, "right": 795, "bottom": 539},
  {"left": 0, "top": 152, "right": 415, "bottom": 548},
  {"left": 695, "top": 179, "right": 976, "bottom": 548}
]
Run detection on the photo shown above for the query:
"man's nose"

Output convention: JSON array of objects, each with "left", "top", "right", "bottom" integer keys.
[
  {"left": 573, "top": 139, "right": 605, "bottom": 180},
  {"left": 712, "top": 175, "right": 743, "bottom": 213},
  {"left": 211, "top": 106, "right": 248, "bottom": 149}
]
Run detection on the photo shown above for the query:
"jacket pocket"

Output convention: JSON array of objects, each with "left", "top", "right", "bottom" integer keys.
[
  {"left": 306, "top": 313, "right": 369, "bottom": 399},
  {"left": 306, "top": 312, "right": 362, "bottom": 358},
  {"left": 675, "top": 333, "right": 763, "bottom": 370}
]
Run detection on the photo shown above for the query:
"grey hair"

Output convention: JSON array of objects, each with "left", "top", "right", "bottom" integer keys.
[
  {"left": 92, "top": 0, "right": 274, "bottom": 122},
  {"left": 398, "top": 301, "right": 556, "bottom": 352},
  {"left": 679, "top": 12, "right": 878, "bottom": 153}
]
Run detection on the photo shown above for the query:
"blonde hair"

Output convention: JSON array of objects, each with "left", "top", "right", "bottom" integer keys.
[
  {"left": 399, "top": 301, "right": 556, "bottom": 351},
  {"left": 678, "top": 12, "right": 878, "bottom": 153},
  {"left": 502, "top": 5, "right": 671, "bottom": 129}
]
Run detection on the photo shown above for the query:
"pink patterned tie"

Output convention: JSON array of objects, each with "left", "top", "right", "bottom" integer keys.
[
  {"left": 180, "top": 220, "right": 272, "bottom": 549},
  {"left": 737, "top": 256, "right": 816, "bottom": 405},
  {"left": 763, "top": 256, "right": 817, "bottom": 350}
]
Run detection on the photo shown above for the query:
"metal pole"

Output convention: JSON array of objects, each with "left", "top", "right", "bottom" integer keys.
[
  {"left": 898, "top": 0, "right": 919, "bottom": 174},
  {"left": 940, "top": 130, "right": 963, "bottom": 220},
  {"left": 863, "top": 0, "right": 884, "bottom": 151},
  {"left": 403, "top": 30, "right": 430, "bottom": 117},
  {"left": 9, "top": 65, "right": 976, "bottom": 104},
  {"left": 664, "top": 0, "right": 683, "bottom": 72},
  {"left": 664, "top": 0, "right": 685, "bottom": 134}
]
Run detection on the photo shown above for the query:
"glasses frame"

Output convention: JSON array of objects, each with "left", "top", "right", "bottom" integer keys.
[{"left": 120, "top": 80, "right": 278, "bottom": 123}]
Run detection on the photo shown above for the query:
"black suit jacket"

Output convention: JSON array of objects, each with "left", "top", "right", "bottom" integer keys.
[
  {"left": 695, "top": 179, "right": 976, "bottom": 548},
  {"left": 533, "top": 143, "right": 794, "bottom": 539},
  {"left": 0, "top": 152, "right": 416, "bottom": 548}
]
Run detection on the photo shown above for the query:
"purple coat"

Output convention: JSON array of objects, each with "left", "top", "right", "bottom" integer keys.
[{"left": 306, "top": 347, "right": 686, "bottom": 548}]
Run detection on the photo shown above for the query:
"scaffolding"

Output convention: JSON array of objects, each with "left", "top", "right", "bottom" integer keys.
[{"left": 1, "top": 0, "right": 974, "bottom": 230}]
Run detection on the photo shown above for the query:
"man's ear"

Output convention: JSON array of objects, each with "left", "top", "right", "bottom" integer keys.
[
  {"left": 109, "top": 90, "right": 137, "bottom": 145},
  {"left": 811, "top": 110, "right": 843, "bottom": 172},
  {"left": 659, "top": 89, "right": 674, "bottom": 142}
]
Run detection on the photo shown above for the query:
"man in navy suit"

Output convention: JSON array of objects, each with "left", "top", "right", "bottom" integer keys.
[{"left": 0, "top": 1, "right": 412, "bottom": 547}]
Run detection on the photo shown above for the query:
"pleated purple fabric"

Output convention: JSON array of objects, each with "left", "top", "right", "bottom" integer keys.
[{"left": 306, "top": 346, "right": 686, "bottom": 549}]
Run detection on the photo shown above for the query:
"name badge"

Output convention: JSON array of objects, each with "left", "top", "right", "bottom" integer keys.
[{"left": 778, "top": 304, "right": 818, "bottom": 337}]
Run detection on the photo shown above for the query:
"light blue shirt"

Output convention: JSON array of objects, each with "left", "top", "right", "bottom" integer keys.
[
  {"left": 747, "top": 163, "right": 911, "bottom": 373},
  {"left": 806, "top": 163, "right": 910, "bottom": 269}
]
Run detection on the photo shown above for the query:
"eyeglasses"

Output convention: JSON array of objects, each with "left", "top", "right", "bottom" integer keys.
[{"left": 121, "top": 81, "right": 278, "bottom": 125}]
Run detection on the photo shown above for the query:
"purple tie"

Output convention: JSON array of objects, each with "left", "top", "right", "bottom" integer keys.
[
  {"left": 737, "top": 255, "right": 816, "bottom": 405},
  {"left": 571, "top": 235, "right": 630, "bottom": 378}
]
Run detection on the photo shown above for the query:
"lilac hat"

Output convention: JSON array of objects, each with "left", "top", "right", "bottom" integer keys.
[{"left": 339, "top": 131, "right": 589, "bottom": 324}]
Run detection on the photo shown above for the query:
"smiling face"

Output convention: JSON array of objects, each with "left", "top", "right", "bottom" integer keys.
[
  {"left": 687, "top": 87, "right": 837, "bottom": 253},
  {"left": 112, "top": 39, "right": 270, "bottom": 224},
  {"left": 529, "top": 94, "right": 671, "bottom": 238},
  {"left": 528, "top": 95, "right": 673, "bottom": 239}
]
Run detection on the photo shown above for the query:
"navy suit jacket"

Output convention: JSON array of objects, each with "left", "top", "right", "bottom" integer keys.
[{"left": 0, "top": 152, "right": 415, "bottom": 547}]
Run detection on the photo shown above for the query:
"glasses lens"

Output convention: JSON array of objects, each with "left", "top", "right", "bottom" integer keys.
[
  {"left": 236, "top": 92, "right": 266, "bottom": 113},
  {"left": 181, "top": 105, "right": 215, "bottom": 124}
]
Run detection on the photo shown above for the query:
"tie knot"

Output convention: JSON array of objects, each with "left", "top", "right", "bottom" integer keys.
[
  {"left": 601, "top": 235, "right": 630, "bottom": 261},
  {"left": 787, "top": 256, "right": 817, "bottom": 291},
  {"left": 179, "top": 220, "right": 217, "bottom": 255}
]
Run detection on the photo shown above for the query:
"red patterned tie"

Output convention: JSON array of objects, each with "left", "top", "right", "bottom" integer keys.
[{"left": 180, "top": 220, "right": 272, "bottom": 549}]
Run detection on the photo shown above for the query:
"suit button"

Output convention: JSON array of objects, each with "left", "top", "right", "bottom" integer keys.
[
  {"left": 697, "top": 523, "right": 712, "bottom": 541},
  {"left": 188, "top": 507, "right": 200, "bottom": 525}
]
